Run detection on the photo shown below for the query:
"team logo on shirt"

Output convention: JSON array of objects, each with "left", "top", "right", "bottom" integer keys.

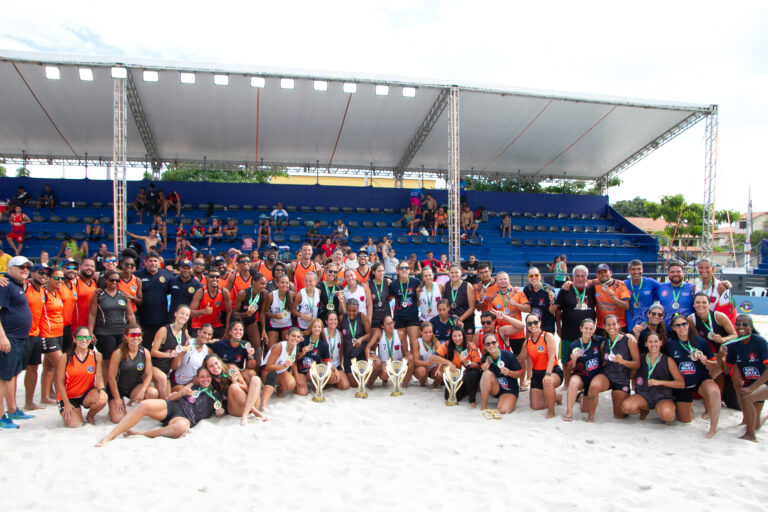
[
  {"left": 585, "top": 358, "right": 599, "bottom": 372},
  {"left": 744, "top": 367, "right": 760, "bottom": 379},
  {"left": 188, "top": 286, "right": 195, "bottom": 294},
  {"left": 636, "top": 376, "right": 645, "bottom": 386},
  {"left": 117, "top": 299, "right": 126, "bottom": 306},
  {"left": 749, "top": 353, "right": 757, "bottom": 362},
  {"left": 235, "top": 355, "right": 243, "bottom": 362},
  {"left": 159, "top": 276, "right": 166, "bottom": 283},
  {"left": 137, "top": 362, "right": 145, "bottom": 371},
  {"left": 215, "top": 301, "right": 221, "bottom": 307},
  {"left": 87, "top": 366, "right": 95, "bottom": 374},
  {"left": 395, "top": 345, "right": 400, "bottom": 350},
  {"left": 537, "top": 345, "right": 545, "bottom": 352},
  {"left": 660, "top": 290, "right": 668, "bottom": 297},
  {"left": 679, "top": 361, "right": 696, "bottom": 375},
  {"left": 498, "top": 377, "right": 509, "bottom": 389},
  {"left": 359, "top": 295, "right": 364, "bottom": 302}
]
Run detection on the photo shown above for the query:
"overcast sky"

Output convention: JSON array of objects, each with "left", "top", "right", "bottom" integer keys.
[{"left": 2, "top": 1, "right": 766, "bottom": 213}]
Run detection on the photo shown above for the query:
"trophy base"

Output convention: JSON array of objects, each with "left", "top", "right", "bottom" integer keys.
[
  {"left": 445, "top": 399, "right": 459, "bottom": 406},
  {"left": 390, "top": 390, "right": 403, "bottom": 397},
  {"left": 312, "top": 396, "right": 326, "bottom": 403},
  {"left": 354, "top": 391, "right": 369, "bottom": 399}
]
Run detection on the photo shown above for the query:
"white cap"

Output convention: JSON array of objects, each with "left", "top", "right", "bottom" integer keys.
[{"left": 8, "top": 256, "right": 31, "bottom": 267}]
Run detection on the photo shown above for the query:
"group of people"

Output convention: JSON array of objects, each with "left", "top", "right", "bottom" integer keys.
[{"left": 1, "top": 242, "right": 766, "bottom": 444}]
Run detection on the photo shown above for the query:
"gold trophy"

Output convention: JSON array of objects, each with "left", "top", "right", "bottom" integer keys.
[
  {"left": 385, "top": 358, "right": 408, "bottom": 397},
  {"left": 443, "top": 365, "right": 465, "bottom": 406},
  {"left": 350, "top": 358, "right": 375, "bottom": 399},
  {"left": 309, "top": 361, "right": 333, "bottom": 403}
]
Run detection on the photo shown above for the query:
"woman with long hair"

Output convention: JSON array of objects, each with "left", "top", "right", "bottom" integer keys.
[
  {"left": 233, "top": 270, "right": 268, "bottom": 365},
  {"left": 323, "top": 312, "right": 350, "bottom": 390},
  {"left": 88, "top": 270, "right": 136, "bottom": 376},
  {"left": 413, "top": 322, "right": 443, "bottom": 386},
  {"left": 260, "top": 327, "right": 303, "bottom": 409},
  {"left": 150, "top": 305, "right": 192, "bottom": 397},
  {"left": 517, "top": 313, "right": 563, "bottom": 418},
  {"left": 631, "top": 303, "right": 668, "bottom": 353},
  {"left": 479, "top": 333, "right": 524, "bottom": 415},
  {"left": 435, "top": 327, "right": 483, "bottom": 407}
]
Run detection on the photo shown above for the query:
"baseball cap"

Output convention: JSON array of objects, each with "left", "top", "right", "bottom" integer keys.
[
  {"left": 596, "top": 263, "right": 611, "bottom": 272},
  {"left": 8, "top": 256, "right": 32, "bottom": 268},
  {"left": 179, "top": 259, "right": 192, "bottom": 267},
  {"left": 31, "top": 264, "right": 50, "bottom": 273},
  {"left": 61, "top": 258, "right": 79, "bottom": 268}
]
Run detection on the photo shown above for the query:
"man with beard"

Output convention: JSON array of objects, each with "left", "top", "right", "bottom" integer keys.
[
  {"left": 289, "top": 243, "right": 322, "bottom": 292},
  {"left": 353, "top": 250, "right": 371, "bottom": 284},
  {"left": 168, "top": 260, "right": 203, "bottom": 323},
  {"left": 22, "top": 265, "right": 48, "bottom": 411},
  {"left": 190, "top": 267, "right": 231, "bottom": 338},
  {"left": 73, "top": 259, "right": 98, "bottom": 336},
  {"left": 253, "top": 245, "right": 278, "bottom": 282},
  {"left": 474, "top": 263, "right": 498, "bottom": 314},
  {"left": 658, "top": 261, "right": 694, "bottom": 329},
  {"left": 191, "top": 258, "right": 207, "bottom": 286},
  {"left": 461, "top": 254, "right": 480, "bottom": 285},
  {"left": 57, "top": 259, "right": 80, "bottom": 352},
  {"left": 591, "top": 264, "right": 630, "bottom": 336},
  {"left": 135, "top": 252, "right": 173, "bottom": 348},
  {"left": 623, "top": 259, "right": 659, "bottom": 332},
  {"left": 226, "top": 253, "right": 253, "bottom": 303}
]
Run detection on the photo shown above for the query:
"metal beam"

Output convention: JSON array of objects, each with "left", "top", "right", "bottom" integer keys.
[
  {"left": 125, "top": 69, "right": 162, "bottom": 177},
  {"left": 702, "top": 106, "right": 718, "bottom": 258},
  {"left": 447, "top": 86, "right": 461, "bottom": 264},
  {"left": 394, "top": 88, "right": 450, "bottom": 185},
  {"left": 112, "top": 78, "right": 128, "bottom": 254}
]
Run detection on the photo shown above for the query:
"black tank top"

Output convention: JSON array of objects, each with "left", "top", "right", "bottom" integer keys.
[
  {"left": 154, "top": 324, "right": 187, "bottom": 375},
  {"left": 341, "top": 315, "right": 365, "bottom": 362},
  {"left": 636, "top": 353, "right": 673, "bottom": 404},
  {"left": 601, "top": 335, "right": 632, "bottom": 385},
  {"left": 446, "top": 281, "right": 470, "bottom": 318},
  {"left": 117, "top": 348, "right": 146, "bottom": 396},
  {"left": 240, "top": 288, "right": 266, "bottom": 324},
  {"left": 693, "top": 310, "right": 727, "bottom": 340},
  {"left": 369, "top": 279, "right": 392, "bottom": 320},
  {"left": 95, "top": 290, "right": 128, "bottom": 335}
]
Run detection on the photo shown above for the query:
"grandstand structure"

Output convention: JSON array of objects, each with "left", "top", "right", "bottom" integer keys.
[{"left": 0, "top": 50, "right": 719, "bottom": 267}]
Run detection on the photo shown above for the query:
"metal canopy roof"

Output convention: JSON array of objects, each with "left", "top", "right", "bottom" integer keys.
[{"left": 0, "top": 50, "right": 714, "bottom": 180}]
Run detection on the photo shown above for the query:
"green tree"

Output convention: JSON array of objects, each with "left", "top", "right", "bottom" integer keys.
[
  {"left": 462, "top": 175, "right": 619, "bottom": 195},
  {"left": 159, "top": 166, "right": 288, "bottom": 183},
  {"left": 0, "top": 165, "right": 6, "bottom": 177},
  {"left": 612, "top": 196, "right": 651, "bottom": 217},
  {"left": 646, "top": 194, "right": 740, "bottom": 251},
  {"left": 16, "top": 167, "right": 30, "bottom": 177}
]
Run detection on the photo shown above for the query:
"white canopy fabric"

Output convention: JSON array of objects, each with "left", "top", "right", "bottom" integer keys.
[{"left": 0, "top": 51, "right": 713, "bottom": 180}]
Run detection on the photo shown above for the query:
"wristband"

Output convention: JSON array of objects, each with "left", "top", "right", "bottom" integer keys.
[{"left": 545, "top": 372, "right": 552, "bottom": 376}]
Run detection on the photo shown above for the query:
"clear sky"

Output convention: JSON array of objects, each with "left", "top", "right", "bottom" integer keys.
[{"left": 2, "top": 1, "right": 766, "bottom": 214}]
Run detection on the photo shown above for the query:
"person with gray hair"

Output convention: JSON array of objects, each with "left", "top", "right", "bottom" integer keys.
[{"left": 554, "top": 264, "right": 595, "bottom": 386}]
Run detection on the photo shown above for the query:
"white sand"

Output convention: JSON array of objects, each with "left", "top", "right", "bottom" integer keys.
[{"left": 2, "top": 372, "right": 767, "bottom": 511}]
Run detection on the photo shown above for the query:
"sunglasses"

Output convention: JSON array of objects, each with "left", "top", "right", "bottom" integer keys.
[
  {"left": 735, "top": 322, "right": 751, "bottom": 327},
  {"left": 50, "top": 276, "right": 64, "bottom": 281},
  {"left": 481, "top": 320, "right": 493, "bottom": 325},
  {"left": 486, "top": 341, "right": 498, "bottom": 346},
  {"left": 123, "top": 262, "right": 136, "bottom": 267},
  {"left": 208, "top": 275, "right": 220, "bottom": 279},
  {"left": 194, "top": 263, "right": 205, "bottom": 266},
  {"left": 66, "top": 266, "right": 78, "bottom": 270},
  {"left": 105, "top": 258, "right": 117, "bottom": 263},
  {"left": 75, "top": 335, "right": 92, "bottom": 341},
  {"left": 673, "top": 323, "right": 688, "bottom": 328},
  {"left": 526, "top": 320, "right": 540, "bottom": 326},
  {"left": 327, "top": 269, "right": 337, "bottom": 273},
  {"left": 127, "top": 332, "right": 142, "bottom": 338},
  {"left": 107, "top": 278, "right": 120, "bottom": 283},
  {"left": 528, "top": 274, "right": 540, "bottom": 278},
  {"left": 240, "top": 260, "right": 251, "bottom": 264},
  {"left": 399, "top": 267, "right": 409, "bottom": 271},
  {"left": 648, "top": 312, "right": 663, "bottom": 317}
]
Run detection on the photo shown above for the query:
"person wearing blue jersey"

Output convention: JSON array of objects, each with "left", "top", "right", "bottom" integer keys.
[
  {"left": 724, "top": 315, "right": 768, "bottom": 442},
  {"left": 666, "top": 313, "right": 722, "bottom": 438},
  {"left": 624, "top": 260, "right": 659, "bottom": 331},
  {"left": 657, "top": 261, "right": 694, "bottom": 329}
]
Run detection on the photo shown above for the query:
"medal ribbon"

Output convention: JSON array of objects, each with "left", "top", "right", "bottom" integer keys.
[
  {"left": 630, "top": 279, "right": 643, "bottom": 305},
  {"left": 325, "top": 328, "right": 338, "bottom": 357},
  {"left": 608, "top": 334, "right": 622, "bottom": 355},
  {"left": 248, "top": 292, "right": 261, "bottom": 309},
  {"left": 721, "top": 334, "right": 751, "bottom": 347},
  {"left": 574, "top": 286, "right": 586, "bottom": 306},
  {"left": 671, "top": 285, "right": 682, "bottom": 306},
  {"left": 646, "top": 353, "right": 662, "bottom": 381},
  {"left": 701, "top": 312, "right": 714, "bottom": 335},
  {"left": 197, "top": 386, "right": 217, "bottom": 401},
  {"left": 385, "top": 332, "right": 395, "bottom": 358},
  {"left": 348, "top": 317, "right": 358, "bottom": 339},
  {"left": 374, "top": 279, "right": 385, "bottom": 302}
]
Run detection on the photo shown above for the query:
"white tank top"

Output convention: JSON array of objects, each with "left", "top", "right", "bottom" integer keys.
[
  {"left": 378, "top": 330, "right": 404, "bottom": 362},
  {"left": 325, "top": 328, "right": 342, "bottom": 369},
  {"left": 269, "top": 290, "right": 292, "bottom": 328},
  {"left": 418, "top": 282, "right": 442, "bottom": 321},
  {"left": 296, "top": 287, "right": 320, "bottom": 330},
  {"left": 418, "top": 337, "right": 437, "bottom": 369},
  {"left": 694, "top": 278, "right": 730, "bottom": 309},
  {"left": 261, "top": 340, "right": 297, "bottom": 374},
  {"left": 174, "top": 343, "right": 210, "bottom": 385},
  {"left": 344, "top": 284, "right": 368, "bottom": 316}
]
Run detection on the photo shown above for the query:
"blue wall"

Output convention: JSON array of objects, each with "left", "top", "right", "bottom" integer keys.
[{"left": 2, "top": 177, "right": 610, "bottom": 215}]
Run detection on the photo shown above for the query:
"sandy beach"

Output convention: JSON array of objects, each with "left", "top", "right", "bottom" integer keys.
[{"left": 2, "top": 364, "right": 767, "bottom": 511}]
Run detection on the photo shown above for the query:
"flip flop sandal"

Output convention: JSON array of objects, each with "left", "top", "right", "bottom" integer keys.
[
  {"left": 482, "top": 409, "right": 495, "bottom": 420},
  {"left": 563, "top": 415, "right": 573, "bottom": 422},
  {"left": 491, "top": 409, "right": 502, "bottom": 420}
]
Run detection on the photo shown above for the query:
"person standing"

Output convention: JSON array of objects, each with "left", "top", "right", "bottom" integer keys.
[
  {"left": 592, "top": 264, "right": 630, "bottom": 336},
  {"left": 168, "top": 259, "right": 202, "bottom": 322},
  {"left": 658, "top": 261, "right": 694, "bottom": 329},
  {"left": 694, "top": 258, "right": 735, "bottom": 323},
  {"left": 624, "top": 259, "right": 659, "bottom": 332},
  {"left": 554, "top": 265, "right": 596, "bottom": 386},
  {"left": 134, "top": 252, "right": 172, "bottom": 348},
  {"left": 22, "top": 265, "right": 48, "bottom": 410},
  {"left": 0, "top": 256, "right": 33, "bottom": 428}
]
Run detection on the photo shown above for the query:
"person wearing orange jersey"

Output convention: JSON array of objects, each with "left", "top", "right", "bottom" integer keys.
[
  {"left": 473, "top": 263, "right": 498, "bottom": 313},
  {"left": 517, "top": 314, "right": 563, "bottom": 418},
  {"left": 73, "top": 259, "right": 98, "bottom": 332},
  {"left": 54, "top": 326, "right": 108, "bottom": 427},
  {"left": 253, "top": 246, "right": 278, "bottom": 282},
  {"left": 190, "top": 269, "right": 231, "bottom": 339},
  {"left": 592, "top": 263, "right": 630, "bottom": 334},
  {"left": 23, "top": 265, "right": 48, "bottom": 409},
  {"left": 473, "top": 310, "right": 524, "bottom": 352},
  {"left": 57, "top": 259, "right": 79, "bottom": 352},
  {"left": 353, "top": 250, "right": 371, "bottom": 284},
  {"left": 117, "top": 257, "right": 142, "bottom": 313},
  {"left": 289, "top": 243, "right": 322, "bottom": 292},
  {"left": 434, "top": 327, "right": 483, "bottom": 407},
  {"left": 40, "top": 267, "right": 66, "bottom": 409},
  {"left": 226, "top": 253, "right": 252, "bottom": 303},
  {"left": 487, "top": 272, "right": 530, "bottom": 356}
]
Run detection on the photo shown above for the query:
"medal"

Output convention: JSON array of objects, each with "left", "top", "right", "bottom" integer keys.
[
  {"left": 497, "top": 360, "right": 505, "bottom": 368},
  {"left": 672, "top": 302, "right": 679, "bottom": 310},
  {"left": 580, "top": 302, "right": 589, "bottom": 310},
  {"left": 707, "top": 331, "right": 715, "bottom": 340},
  {"left": 282, "top": 310, "right": 289, "bottom": 318},
  {"left": 192, "top": 390, "right": 200, "bottom": 398},
  {"left": 633, "top": 301, "right": 640, "bottom": 309},
  {"left": 289, "top": 355, "right": 296, "bottom": 363},
  {"left": 427, "top": 306, "right": 432, "bottom": 313},
  {"left": 503, "top": 308, "right": 509, "bottom": 315},
  {"left": 451, "top": 302, "right": 456, "bottom": 309},
  {"left": 214, "top": 400, "right": 223, "bottom": 411},
  {"left": 377, "top": 301, "right": 383, "bottom": 308},
  {"left": 187, "top": 343, "right": 196, "bottom": 352},
  {"left": 608, "top": 354, "right": 616, "bottom": 362},
  {"left": 326, "top": 303, "right": 335, "bottom": 311}
]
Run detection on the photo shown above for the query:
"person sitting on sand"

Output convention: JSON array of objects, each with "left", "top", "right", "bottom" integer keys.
[
  {"left": 55, "top": 327, "right": 108, "bottom": 427},
  {"left": 96, "top": 367, "right": 224, "bottom": 446},
  {"left": 202, "top": 353, "right": 264, "bottom": 425},
  {"left": 412, "top": 321, "right": 443, "bottom": 386},
  {"left": 479, "top": 333, "right": 523, "bottom": 416}
]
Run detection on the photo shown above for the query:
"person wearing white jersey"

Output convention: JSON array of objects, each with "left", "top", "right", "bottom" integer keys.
[
  {"left": 264, "top": 275, "right": 294, "bottom": 348},
  {"left": 417, "top": 266, "right": 443, "bottom": 321},
  {"left": 368, "top": 316, "right": 415, "bottom": 387},
  {"left": 323, "top": 312, "right": 350, "bottom": 390},
  {"left": 343, "top": 269, "right": 372, "bottom": 318},
  {"left": 694, "top": 258, "right": 735, "bottom": 322},
  {"left": 413, "top": 322, "right": 442, "bottom": 386},
  {"left": 291, "top": 271, "right": 320, "bottom": 331},
  {"left": 170, "top": 323, "right": 212, "bottom": 391},
  {"left": 260, "top": 327, "right": 301, "bottom": 409}
]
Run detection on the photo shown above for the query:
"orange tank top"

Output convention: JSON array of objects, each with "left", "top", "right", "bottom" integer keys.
[
  {"left": 230, "top": 272, "right": 252, "bottom": 302},
  {"left": 354, "top": 266, "right": 371, "bottom": 284},
  {"left": 117, "top": 274, "right": 139, "bottom": 312},
  {"left": 41, "top": 289, "right": 64, "bottom": 338},
  {"left": 192, "top": 287, "right": 225, "bottom": 328},
  {"left": 293, "top": 261, "right": 316, "bottom": 291},
  {"left": 24, "top": 283, "right": 45, "bottom": 337},
  {"left": 74, "top": 277, "right": 97, "bottom": 329},
  {"left": 59, "top": 281, "right": 77, "bottom": 326},
  {"left": 57, "top": 349, "right": 97, "bottom": 400},
  {"left": 255, "top": 262, "right": 273, "bottom": 282},
  {"left": 526, "top": 332, "right": 551, "bottom": 371}
]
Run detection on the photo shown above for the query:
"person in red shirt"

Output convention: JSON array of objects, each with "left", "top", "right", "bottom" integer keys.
[
  {"left": 190, "top": 269, "right": 232, "bottom": 339},
  {"left": 73, "top": 259, "right": 98, "bottom": 332},
  {"left": 592, "top": 264, "right": 630, "bottom": 334},
  {"left": 7, "top": 206, "right": 31, "bottom": 256}
]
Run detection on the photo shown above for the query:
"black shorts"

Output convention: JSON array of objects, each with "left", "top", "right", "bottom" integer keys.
[
  {"left": 42, "top": 336, "right": 63, "bottom": 354},
  {"left": 575, "top": 373, "right": 596, "bottom": 394},
  {"left": 394, "top": 317, "right": 419, "bottom": 330},
  {"left": 370, "top": 313, "right": 389, "bottom": 330},
  {"left": 23, "top": 335, "right": 42, "bottom": 366},
  {"left": 608, "top": 379, "right": 631, "bottom": 393},
  {"left": 58, "top": 393, "right": 88, "bottom": 412},
  {"left": 161, "top": 399, "right": 187, "bottom": 425},
  {"left": 530, "top": 366, "right": 564, "bottom": 390},
  {"left": 0, "top": 336, "right": 24, "bottom": 380},
  {"left": 673, "top": 388, "right": 695, "bottom": 403},
  {"left": 508, "top": 338, "right": 525, "bottom": 356},
  {"left": 493, "top": 386, "right": 519, "bottom": 398},
  {"left": 94, "top": 333, "right": 122, "bottom": 362}
]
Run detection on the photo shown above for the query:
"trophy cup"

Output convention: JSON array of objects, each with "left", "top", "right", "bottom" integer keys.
[
  {"left": 350, "top": 358, "right": 375, "bottom": 399},
  {"left": 309, "top": 361, "right": 333, "bottom": 403},
  {"left": 443, "top": 365, "right": 465, "bottom": 406},
  {"left": 385, "top": 358, "right": 408, "bottom": 397}
]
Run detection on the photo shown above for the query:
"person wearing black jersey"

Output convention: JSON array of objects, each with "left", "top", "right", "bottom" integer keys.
[
  {"left": 96, "top": 366, "right": 224, "bottom": 446},
  {"left": 339, "top": 299, "right": 374, "bottom": 385},
  {"left": 430, "top": 300, "right": 463, "bottom": 343},
  {"left": 150, "top": 305, "right": 191, "bottom": 399},
  {"left": 232, "top": 271, "right": 268, "bottom": 364},
  {"left": 563, "top": 318, "right": 602, "bottom": 422},
  {"left": 390, "top": 262, "right": 422, "bottom": 355},
  {"left": 554, "top": 264, "right": 596, "bottom": 387},
  {"left": 631, "top": 303, "right": 668, "bottom": 354},
  {"left": 366, "top": 262, "right": 392, "bottom": 350},
  {"left": 318, "top": 262, "right": 346, "bottom": 322},
  {"left": 688, "top": 292, "right": 735, "bottom": 401},
  {"left": 88, "top": 271, "right": 136, "bottom": 375},
  {"left": 445, "top": 264, "right": 476, "bottom": 334}
]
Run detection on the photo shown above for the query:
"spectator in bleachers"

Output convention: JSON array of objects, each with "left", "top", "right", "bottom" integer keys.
[
  {"left": 126, "top": 228, "right": 163, "bottom": 256},
  {"left": 368, "top": 252, "right": 380, "bottom": 267},
  {"left": 319, "top": 237, "right": 335, "bottom": 261},
  {"left": 39, "top": 250, "right": 50, "bottom": 268},
  {"left": 331, "top": 219, "right": 348, "bottom": 242},
  {"left": 421, "top": 193, "right": 437, "bottom": 231},
  {"left": 409, "top": 188, "right": 422, "bottom": 214},
  {"left": 85, "top": 218, "right": 103, "bottom": 242},
  {"left": 126, "top": 236, "right": 144, "bottom": 263},
  {"left": 460, "top": 204, "right": 478, "bottom": 237},
  {"left": 474, "top": 206, "right": 487, "bottom": 223},
  {"left": 406, "top": 253, "right": 422, "bottom": 275},
  {"left": 381, "top": 240, "right": 398, "bottom": 274},
  {"left": 223, "top": 218, "right": 238, "bottom": 242},
  {"left": 133, "top": 187, "right": 148, "bottom": 224},
  {"left": 151, "top": 214, "right": 168, "bottom": 248},
  {"left": 270, "top": 202, "right": 288, "bottom": 233},
  {"left": 9, "top": 186, "right": 32, "bottom": 208},
  {"left": 434, "top": 207, "right": 448, "bottom": 235},
  {"left": 7, "top": 205, "right": 31, "bottom": 256},
  {"left": 305, "top": 221, "right": 322, "bottom": 249},
  {"left": 205, "top": 218, "right": 223, "bottom": 250},
  {"left": 163, "top": 190, "right": 182, "bottom": 218},
  {"left": 175, "top": 221, "right": 186, "bottom": 241},
  {"left": 399, "top": 208, "right": 419, "bottom": 235},
  {"left": 436, "top": 254, "right": 450, "bottom": 275},
  {"left": 361, "top": 237, "right": 377, "bottom": 257},
  {"left": 500, "top": 213, "right": 511, "bottom": 238},
  {"left": 256, "top": 219, "right": 271, "bottom": 250},
  {"left": 422, "top": 251, "right": 439, "bottom": 272},
  {"left": 344, "top": 250, "right": 358, "bottom": 271},
  {"left": 34, "top": 184, "right": 57, "bottom": 214},
  {"left": 56, "top": 234, "right": 88, "bottom": 263},
  {"left": 554, "top": 255, "right": 568, "bottom": 289},
  {"left": 92, "top": 243, "right": 110, "bottom": 272},
  {"left": 461, "top": 254, "right": 480, "bottom": 285},
  {"left": 176, "top": 239, "right": 194, "bottom": 263},
  {"left": 190, "top": 218, "right": 205, "bottom": 240}
]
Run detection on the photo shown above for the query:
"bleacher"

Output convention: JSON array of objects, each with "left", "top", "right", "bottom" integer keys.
[{"left": 1, "top": 177, "right": 659, "bottom": 274}]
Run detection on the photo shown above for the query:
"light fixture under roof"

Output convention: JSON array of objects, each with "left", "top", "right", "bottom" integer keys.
[
  {"left": 214, "top": 74, "right": 229, "bottom": 86},
  {"left": 180, "top": 72, "right": 195, "bottom": 84},
  {"left": 343, "top": 83, "right": 357, "bottom": 94},
  {"left": 78, "top": 68, "right": 93, "bottom": 81},
  {"left": 375, "top": 85, "right": 389, "bottom": 96},
  {"left": 313, "top": 80, "right": 328, "bottom": 91},
  {"left": 250, "top": 76, "right": 265, "bottom": 88},
  {"left": 143, "top": 70, "right": 159, "bottom": 82},
  {"left": 280, "top": 78, "right": 294, "bottom": 89},
  {"left": 111, "top": 67, "right": 127, "bottom": 79},
  {"left": 45, "top": 66, "right": 60, "bottom": 80},
  {"left": 402, "top": 87, "right": 416, "bottom": 98}
]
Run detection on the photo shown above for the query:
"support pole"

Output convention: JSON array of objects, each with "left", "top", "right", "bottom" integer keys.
[
  {"left": 112, "top": 77, "right": 128, "bottom": 255},
  {"left": 702, "top": 105, "right": 718, "bottom": 259},
  {"left": 448, "top": 86, "right": 461, "bottom": 264}
]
